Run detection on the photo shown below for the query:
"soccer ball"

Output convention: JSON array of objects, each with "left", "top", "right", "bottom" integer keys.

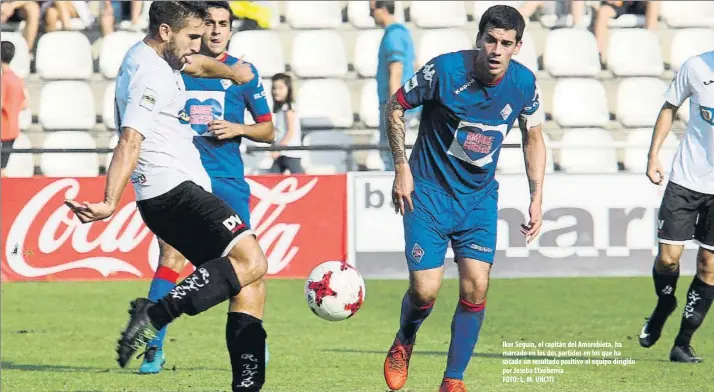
[{"left": 304, "top": 261, "right": 366, "bottom": 321}]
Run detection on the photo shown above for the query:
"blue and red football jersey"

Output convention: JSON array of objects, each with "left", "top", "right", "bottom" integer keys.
[
  {"left": 181, "top": 53, "right": 272, "bottom": 179},
  {"left": 396, "top": 50, "right": 544, "bottom": 198}
]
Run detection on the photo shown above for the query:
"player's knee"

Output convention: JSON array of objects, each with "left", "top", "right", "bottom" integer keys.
[
  {"left": 227, "top": 237, "right": 268, "bottom": 285},
  {"left": 656, "top": 246, "right": 682, "bottom": 271},
  {"left": 460, "top": 282, "right": 488, "bottom": 305},
  {"left": 159, "top": 244, "right": 185, "bottom": 272},
  {"left": 407, "top": 286, "right": 438, "bottom": 306}
]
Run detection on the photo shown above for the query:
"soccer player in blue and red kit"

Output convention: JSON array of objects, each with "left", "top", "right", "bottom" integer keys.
[
  {"left": 382, "top": 6, "right": 547, "bottom": 391},
  {"left": 137, "top": 1, "right": 275, "bottom": 380}
]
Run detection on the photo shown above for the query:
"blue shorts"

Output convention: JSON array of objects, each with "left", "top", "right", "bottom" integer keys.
[
  {"left": 211, "top": 177, "right": 252, "bottom": 229},
  {"left": 403, "top": 181, "right": 498, "bottom": 271}
]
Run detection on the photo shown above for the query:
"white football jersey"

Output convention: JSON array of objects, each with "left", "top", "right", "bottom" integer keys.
[
  {"left": 114, "top": 41, "right": 211, "bottom": 201},
  {"left": 665, "top": 51, "right": 714, "bottom": 195}
]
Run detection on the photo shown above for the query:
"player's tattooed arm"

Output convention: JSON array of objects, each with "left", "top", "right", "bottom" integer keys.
[{"left": 385, "top": 95, "right": 408, "bottom": 166}]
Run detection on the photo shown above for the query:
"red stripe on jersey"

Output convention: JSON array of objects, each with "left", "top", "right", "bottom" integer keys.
[
  {"left": 217, "top": 52, "right": 229, "bottom": 63},
  {"left": 254, "top": 113, "right": 272, "bottom": 123},
  {"left": 396, "top": 88, "right": 412, "bottom": 110}
]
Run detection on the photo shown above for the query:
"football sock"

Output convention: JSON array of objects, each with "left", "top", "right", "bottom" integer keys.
[
  {"left": 147, "top": 257, "right": 241, "bottom": 330},
  {"left": 226, "top": 312, "right": 266, "bottom": 391},
  {"left": 146, "top": 266, "right": 179, "bottom": 349},
  {"left": 674, "top": 275, "right": 714, "bottom": 347},
  {"left": 444, "top": 299, "right": 486, "bottom": 380},
  {"left": 396, "top": 291, "right": 434, "bottom": 345},
  {"left": 650, "top": 264, "right": 679, "bottom": 327}
]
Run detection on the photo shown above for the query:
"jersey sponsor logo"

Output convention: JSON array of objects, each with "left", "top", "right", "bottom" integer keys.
[
  {"left": 404, "top": 75, "right": 419, "bottom": 93},
  {"left": 139, "top": 88, "right": 157, "bottom": 111},
  {"left": 469, "top": 243, "right": 493, "bottom": 253},
  {"left": 447, "top": 121, "right": 509, "bottom": 167},
  {"left": 253, "top": 90, "right": 266, "bottom": 100},
  {"left": 500, "top": 104, "right": 513, "bottom": 120},
  {"left": 454, "top": 78, "right": 475, "bottom": 94},
  {"left": 699, "top": 105, "right": 714, "bottom": 125},
  {"left": 222, "top": 214, "right": 246, "bottom": 233},
  {"left": 411, "top": 243, "right": 424, "bottom": 263},
  {"left": 704, "top": 80, "right": 713, "bottom": 86},
  {"left": 220, "top": 79, "right": 233, "bottom": 90},
  {"left": 179, "top": 98, "right": 224, "bottom": 135},
  {"left": 422, "top": 63, "right": 435, "bottom": 87},
  {"left": 131, "top": 173, "right": 147, "bottom": 185}
]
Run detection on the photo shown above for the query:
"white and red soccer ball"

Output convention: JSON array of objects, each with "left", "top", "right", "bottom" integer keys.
[{"left": 304, "top": 261, "right": 366, "bottom": 321}]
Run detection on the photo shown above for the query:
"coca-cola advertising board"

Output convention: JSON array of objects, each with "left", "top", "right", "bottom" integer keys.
[{"left": 1, "top": 175, "right": 347, "bottom": 282}]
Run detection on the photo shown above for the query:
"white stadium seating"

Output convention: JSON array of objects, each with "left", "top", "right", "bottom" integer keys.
[
  {"left": 616, "top": 77, "right": 668, "bottom": 128},
  {"left": 40, "top": 131, "right": 99, "bottom": 177},
  {"left": 496, "top": 129, "right": 555, "bottom": 174},
  {"left": 297, "top": 79, "right": 354, "bottom": 129},
  {"left": 291, "top": 31, "right": 348, "bottom": 78},
  {"left": 472, "top": 1, "right": 524, "bottom": 24},
  {"left": 353, "top": 29, "right": 384, "bottom": 78},
  {"left": 285, "top": 1, "right": 342, "bottom": 29},
  {"left": 303, "top": 130, "right": 352, "bottom": 174},
  {"left": 660, "top": 1, "right": 714, "bottom": 28},
  {"left": 105, "top": 133, "right": 118, "bottom": 170},
  {"left": 3, "top": 32, "right": 31, "bottom": 79},
  {"left": 99, "top": 31, "right": 143, "bottom": 79},
  {"left": 543, "top": 28, "right": 600, "bottom": 77},
  {"left": 559, "top": 129, "right": 618, "bottom": 173},
  {"left": 39, "top": 81, "right": 96, "bottom": 131},
  {"left": 359, "top": 79, "right": 380, "bottom": 128},
  {"left": 240, "top": 138, "right": 273, "bottom": 175},
  {"left": 229, "top": 30, "right": 286, "bottom": 77},
  {"left": 512, "top": 31, "right": 538, "bottom": 72},
  {"left": 36, "top": 31, "right": 93, "bottom": 80},
  {"left": 551, "top": 78, "right": 609, "bottom": 128},
  {"left": 607, "top": 29, "right": 664, "bottom": 77},
  {"left": 4, "top": 132, "right": 34, "bottom": 178},
  {"left": 418, "top": 29, "right": 472, "bottom": 66},
  {"left": 347, "top": 1, "right": 405, "bottom": 28},
  {"left": 669, "top": 29, "right": 714, "bottom": 72},
  {"left": 103, "top": 82, "right": 116, "bottom": 130},
  {"left": 411, "top": 1, "right": 467, "bottom": 28},
  {"left": 623, "top": 129, "right": 679, "bottom": 174},
  {"left": 19, "top": 108, "right": 32, "bottom": 131}
]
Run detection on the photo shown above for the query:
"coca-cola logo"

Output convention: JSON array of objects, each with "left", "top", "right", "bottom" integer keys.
[{"left": 4, "top": 176, "right": 319, "bottom": 278}]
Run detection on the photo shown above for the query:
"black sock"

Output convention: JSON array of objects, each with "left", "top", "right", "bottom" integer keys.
[
  {"left": 147, "top": 257, "right": 241, "bottom": 329},
  {"left": 650, "top": 264, "right": 679, "bottom": 327},
  {"left": 674, "top": 276, "right": 714, "bottom": 347},
  {"left": 226, "top": 312, "right": 266, "bottom": 392}
]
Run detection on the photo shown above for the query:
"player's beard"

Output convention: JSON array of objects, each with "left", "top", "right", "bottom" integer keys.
[{"left": 164, "top": 38, "right": 184, "bottom": 70}]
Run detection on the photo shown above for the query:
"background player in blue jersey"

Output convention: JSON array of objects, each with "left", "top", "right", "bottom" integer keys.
[
  {"left": 138, "top": 2, "right": 275, "bottom": 381},
  {"left": 381, "top": 6, "right": 546, "bottom": 391}
]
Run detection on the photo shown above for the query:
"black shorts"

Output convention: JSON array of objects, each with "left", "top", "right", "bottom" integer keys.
[
  {"left": 136, "top": 181, "right": 252, "bottom": 266},
  {"left": 657, "top": 181, "right": 714, "bottom": 250},
  {"left": 601, "top": 1, "right": 647, "bottom": 18},
  {"left": 1, "top": 139, "right": 15, "bottom": 169}
]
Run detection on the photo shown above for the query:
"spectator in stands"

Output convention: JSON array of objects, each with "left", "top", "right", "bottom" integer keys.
[
  {"left": 0, "top": 1, "right": 40, "bottom": 52},
  {"left": 518, "top": 0, "right": 587, "bottom": 28},
  {"left": 42, "top": 0, "right": 94, "bottom": 32},
  {"left": 0, "top": 41, "right": 27, "bottom": 177},
  {"left": 595, "top": 1, "right": 660, "bottom": 67},
  {"left": 269, "top": 73, "right": 305, "bottom": 174},
  {"left": 99, "top": 0, "right": 143, "bottom": 36},
  {"left": 229, "top": 1, "right": 272, "bottom": 31},
  {"left": 371, "top": 0, "right": 416, "bottom": 172}
]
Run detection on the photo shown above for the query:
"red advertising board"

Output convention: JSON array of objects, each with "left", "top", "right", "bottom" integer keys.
[{"left": 1, "top": 175, "right": 347, "bottom": 282}]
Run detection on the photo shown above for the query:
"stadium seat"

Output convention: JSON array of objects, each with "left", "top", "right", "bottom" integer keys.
[
  {"left": 418, "top": 29, "right": 472, "bottom": 67},
  {"left": 669, "top": 29, "right": 714, "bottom": 72},
  {"left": 103, "top": 82, "right": 116, "bottom": 130},
  {"left": 35, "top": 31, "right": 93, "bottom": 80},
  {"left": 99, "top": 31, "right": 143, "bottom": 79},
  {"left": 606, "top": 29, "right": 664, "bottom": 77},
  {"left": 623, "top": 129, "right": 679, "bottom": 174},
  {"left": 472, "top": 1, "right": 524, "bottom": 24},
  {"left": 303, "top": 130, "right": 352, "bottom": 173},
  {"left": 2, "top": 32, "right": 30, "bottom": 79},
  {"left": 297, "top": 79, "right": 354, "bottom": 129},
  {"left": 229, "top": 30, "right": 286, "bottom": 77},
  {"left": 4, "top": 132, "right": 34, "bottom": 178},
  {"left": 291, "top": 31, "right": 348, "bottom": 78},
  {"left": 661, "top": 1, "right": 714, "bottom": 28},
  {"left": 354, "top": 29, "right": 384, "bottom": 78},
  {"left": 497, "top": 129, "right": 555, "bottom": 174},
  {"left": 364, "top": 131, "right": 385, "bottom": 171},
  {"left": 559, "top": 129, "right": 618, "bottom": 173},
  {"left": 18, "top": 108, "right": 32, "bottom": 131},
  {"left": 347, "top": 1, "right": 405, "bottom": 28},
  {"left": 616, "top": 77, "right": 668, "bottom": 128},
  {"left": 39, "top": 81, "right": 96, "bottom": 131},
  {"left": 512, "top": 31, "right": 538, "bottom": 72},
  {"left": 40, "top": 131, "right": 99, "bottom": 177},
  {"left": 551, "top": 78, "right": 609, "bottom": 128},
  {"left": 359, "top": 79, "right": 380, "bottom": 128},
  {"left": 285, "top": 1, "right": 342, "bottom": 29},
  {"left": 410, "top": 1, "right": 467, "bottom": 28},
  {"left": 137, "top": 1, "right": 152, "bottom": 30},
  {"left": 543, "top": 28, "right": 600, "bottom": 77}
]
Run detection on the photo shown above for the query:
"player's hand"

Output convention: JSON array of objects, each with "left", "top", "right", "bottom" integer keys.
[
  {"left": 392, "top": 163, "right": 415, "bottom": 215},
  {"left": 521, "top": 201, "right": 542, "bottom": 243},
  {"left": 231, "top": 57, "right": 255, "bottom": 85},
  {"left": 64, "top": 200, "right": 116, "bottom": 224},
  {"left": 209, "top": 120, "right": 243, "bottom": 140},
  {"left": 646, "top": 156, "right": 664, "bottom": 185}
]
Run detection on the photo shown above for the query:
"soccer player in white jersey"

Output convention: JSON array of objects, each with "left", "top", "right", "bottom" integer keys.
[
  {"left": 65, "top": 2, "right": 270, "bottom": 390},
  {"left": 640, "top": 51, "right": 714, "bottom": 364}
]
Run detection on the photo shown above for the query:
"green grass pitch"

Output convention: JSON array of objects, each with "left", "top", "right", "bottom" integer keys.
[{"left": 2, "top": 277, "right": 713, "bottom": 391}]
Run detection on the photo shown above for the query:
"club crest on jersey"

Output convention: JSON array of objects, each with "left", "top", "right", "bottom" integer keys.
[
  {"left": 139, "top": 88, "right": 157, "bottom": 111},
  {"left": 179, "top": 98, "right": 224, "bottom": 135},
  {"left": 411, "top": 243, "right": 424, "bottom": 263},
  {"left": 500, "top": 104, "right": 512, "bottom": 120},
  {"left": 220, "top": 79, "right": 233, "bottom": 90},
  {"left": 700, "top": 105, "right": 714, "bottom": 125},
  {"left": 404, "top": 75, "right": 419, "bottom": 93}
]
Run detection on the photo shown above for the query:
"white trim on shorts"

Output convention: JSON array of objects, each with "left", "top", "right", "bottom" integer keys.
[
  {"left": 693, "top": 239, "right": 714, "bottom": 252},
  {"left": 657, "top": 238, "right": 689, "bottom": 245},
  {"left": 221, "top": 229, "right": 255, "bottom": 258}
]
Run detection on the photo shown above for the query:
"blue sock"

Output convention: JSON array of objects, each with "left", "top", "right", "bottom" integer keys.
[
  {"left": 444, "top": 299, "right": 486, "bottom": 380},
  {"left": 146, "top": 266, "right": 179, "bottom": 349},
  {"left": 396, "top": 291, "right": 434, "bottom": 345}
]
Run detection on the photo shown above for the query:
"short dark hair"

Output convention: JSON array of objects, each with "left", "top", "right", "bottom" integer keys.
[
  {"left": 206, "top": 1, "right": 233, "bottom": 22},
  {"left": 1, "top": 41, "right": 15, "bottom": 64},
  {"left": 478, "top": 5, "right": 526, "bottom": 42},
  {"left": 149, "top": 1, "right": 208, "bottom": 36},
  {"left": 374, "top": 1, "right": 395, "bottom": 15}
]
